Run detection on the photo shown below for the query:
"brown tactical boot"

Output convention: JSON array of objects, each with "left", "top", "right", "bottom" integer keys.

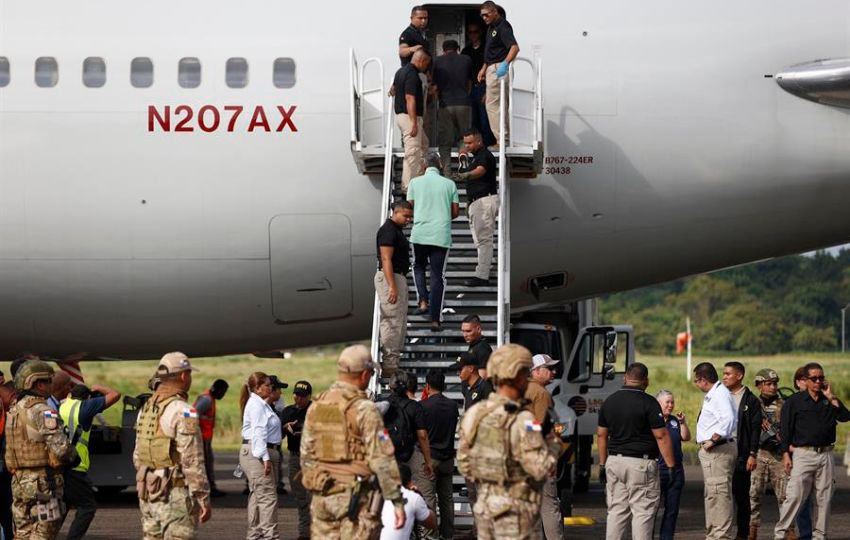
[
  {"left": 748, "top": 525, "right": 758, "bottom": 540},
  {"left": 785, "top": 525, "right": 797, "bottom": 540}
]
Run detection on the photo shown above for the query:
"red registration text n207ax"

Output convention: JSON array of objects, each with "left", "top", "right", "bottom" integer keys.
[{"left": 147, "top": 105, "right": 298, "bottom": 133}]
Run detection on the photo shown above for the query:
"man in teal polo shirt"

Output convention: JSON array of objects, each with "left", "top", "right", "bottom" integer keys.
[
  {"left": 59, "top": 382, "right": 121, "bottom": 540},
  {"left": 407, "top": 152, "right": 460, "bottom": 332}
]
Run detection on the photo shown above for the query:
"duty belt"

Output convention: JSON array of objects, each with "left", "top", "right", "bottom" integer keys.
[
  {"left": 468, "top": 191, "right": 498, "bottom": 205},
  {"left": 613, "top": 453, "right": 654, "bottom": 460},
  {"left": 798, "top": 445, "right": 834, "bottom": 453},
  {"left": 241, "top": 439, "right": 282, "bottom": 452}
]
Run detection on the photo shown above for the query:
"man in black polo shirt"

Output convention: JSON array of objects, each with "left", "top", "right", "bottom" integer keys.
[
  {"left": 375, "top": 200, "right": 413, "bottom": 376},
  {"left": 462, "top": 22, "right": 495, "bottom": 145},
  {"left": 598, "top": 362, "right": 675, "bottom": 540},
  {"left": 417, "top": 369, "right": 460, "bottom": 540},
  {"left": 455, "top": 352, "right": 492, "bottom": 411},
  {"left": 456, "top": 129, "right": 498, "bottom": 287},
  {"left": 461, "top": 313, "right": 493, "bottom": 378},
  {"left": 434, "top": 40, "right": 473, "bottom": 173},
  {"left": 478, "top": 0, "right": 519, "bottom": 147},
  {"left": 281, "top": 381, "right": 312, "bottom": 540},
  {"left": 393, "top": 49, "right": 431, "bottom": 193},
  {"left": 398, "top": 6, "right": 429, "bottom": 66},
  {"left": 774, "top": 362, "right": 850, "bottom": 539}
]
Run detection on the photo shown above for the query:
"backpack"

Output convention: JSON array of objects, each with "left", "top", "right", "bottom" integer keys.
[{"left": 384, "top": 395, "right": 416, "bottom": 462}]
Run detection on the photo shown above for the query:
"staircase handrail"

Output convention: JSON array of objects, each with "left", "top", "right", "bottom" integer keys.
[
  {"left": 497, "top": 78, "right": 510, "bottom": 347},
  {"left": 369, "top": 97, "right": 396, "bottom": 396},
  {"left": 349, "top": 48, "right": 359, "bottom": 146},
  {"left": 507, "top": 56, "right": 543, "bottom": 152}
]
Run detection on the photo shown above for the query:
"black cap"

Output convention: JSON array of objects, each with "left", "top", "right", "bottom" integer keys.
[
  {"left": 451, "top": 352, "right": 478, "bottom": 369},
  {"left": 293, "top": 380, "right": 312, "bottom": 396},
  {"left": 268, "top": 375, "right": 289, "bottom": 390}
]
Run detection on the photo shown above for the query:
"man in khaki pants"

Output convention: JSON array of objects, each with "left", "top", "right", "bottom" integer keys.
[
  {"left": 774, "top": 362, "right": 850, "bottom": 540},
  {"left": 393, "top": 50, "right": 431, "bottom": 192},
  {"left": 455, "top": 129, "right": 498, "bottom": 287},
  {"left": 374, "top": 201, "right": 413, "bottom": 376},
  {"left": 693, "top": 362, "right": 738, "bottom": 540},
  {"left": 597, "top": 362, "right": 676, "bottom": 540},
  {"left": 477, "top": 1, "right": 519, "bottom": 148}
]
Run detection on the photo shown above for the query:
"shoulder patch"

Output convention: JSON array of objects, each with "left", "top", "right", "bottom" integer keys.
[
  {"left": 43, "top": 409, "right": 59, "bottom": 429},
  {"left": 524, "top": 419, "right": 542, "bottom": 432},
  {"left": 183, "top": 407, "right": 198, "bottom": 419},
  {"left": 378, "top": 429, "right": 390, "bottom": 443}
]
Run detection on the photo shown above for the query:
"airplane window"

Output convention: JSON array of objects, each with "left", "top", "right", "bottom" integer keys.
[
  {"left": 35, "top": 57, "right": 58, "bottom": 88},
  {"left": 0, "top": 57, "right": 9, "bottom": 87},
  {"left": 82, "top": 57, "right": 106, "bottom": 88},
  {"left": 273, "top": 58, "right": 296, "bottom": 88},
  {"left": 226, "top": 57, "right": 248, "bottom": 88},
  {"left": 178, "top": 57, "right": 201, "bottom": 89},
  {"left": 131, "top": 57, "right": 154, "bottom": 88}
]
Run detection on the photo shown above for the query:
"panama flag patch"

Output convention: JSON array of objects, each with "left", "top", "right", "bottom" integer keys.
[
  {"left": 43, "top": 410, "right": 58, "bottom": 419},
  {"left": 525, "top": 420, "right": 542, "bottom": 432},
  {"left": 183, "top": 408, "right": 198, "bottom": 419},
  {"left": 378, "top": 429, "right": 391, "bottom": 442}
]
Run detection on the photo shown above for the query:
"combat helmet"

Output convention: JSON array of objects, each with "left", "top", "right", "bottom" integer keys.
[
  {"left": 754, "top": 368, "right": 779, "bottom": 385},
  {"left": 487, "top": 343, "right": 533, "bottom": 383},
  {"left": 14, "top": 359, "right": 55, "bottom": 391}
]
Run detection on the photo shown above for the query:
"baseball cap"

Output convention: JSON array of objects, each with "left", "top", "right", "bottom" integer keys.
[
  {"left": 337, "top": 344, "right": 375, "bottom": 373},
  {"left": 754, "top": 368, "right": 779, "bottom": 384},
  {"left": 451, "top": 352, "right": 478, "bottom": 370},
  {"left": 156, "top": 352, "right": 198, "bottom": 375},
  {"left": 268, "top": 375, "right": 289, "bottom": 390},
  {"left": 531, "top": 354, "right": 558, "bottom": 371},
  {"left": 293, "top": 380, "right": 312, "bottom": 396}
]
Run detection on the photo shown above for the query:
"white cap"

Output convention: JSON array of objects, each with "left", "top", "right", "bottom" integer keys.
[{"left": 531, "top": 354, "right": 558, "bottom": 371}]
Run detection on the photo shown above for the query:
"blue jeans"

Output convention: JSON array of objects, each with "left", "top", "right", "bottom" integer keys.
[
  {"left": 659, "top": 465, "right": 685, "bottom": 540},
  {"left": 797, "top": 495, "right": 813, "bottom": 540},
  {"left": 413, "top": 244, "right": 449, "bottom": 322},
  {"left": 471, "top": 83, "right": 496, "bottom": 146}
]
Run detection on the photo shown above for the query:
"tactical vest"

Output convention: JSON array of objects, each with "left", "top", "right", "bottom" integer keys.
[
  {"left": 465, "top": 399, "right": 525, "bottom": 484},
  {"left": 5, "top": 396, "right": 52, "bottom": 469},
  {"left": 306, "top": 386, "right": 370, "bottom": 477},
  {"left": 194, "top": 391, "right": 215, "bottom": 442},
  {"left": 59, "top": 398, "right": 91, "bottom": 473},
  {"left": 135, "top": 395, "right": 180, "bottom": 469}
]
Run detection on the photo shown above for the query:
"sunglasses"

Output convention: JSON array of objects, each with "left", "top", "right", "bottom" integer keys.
[{"left": 808, "top": 376, "right": 825, "bottom": 382}]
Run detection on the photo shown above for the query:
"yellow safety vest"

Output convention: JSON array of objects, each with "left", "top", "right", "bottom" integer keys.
[{"left": 59, "top": 398, "right": 90, "bottom": 473}]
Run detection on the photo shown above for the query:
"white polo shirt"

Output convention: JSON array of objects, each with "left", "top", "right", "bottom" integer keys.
[{"left": 696, "top": 381, "right": 737, "bottom": 444}]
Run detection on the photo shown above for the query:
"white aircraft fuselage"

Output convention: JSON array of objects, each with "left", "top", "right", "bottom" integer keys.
[{"left": 1, "top": 1, "right": 848, "bottom": 358}]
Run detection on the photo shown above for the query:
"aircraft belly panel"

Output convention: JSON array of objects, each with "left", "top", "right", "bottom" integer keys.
[{"left": 269, "top": 213, "right": 353, "bottom": 324}]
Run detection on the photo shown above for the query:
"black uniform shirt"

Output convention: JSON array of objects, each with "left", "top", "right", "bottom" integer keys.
[
  {"left": 279, "top": 402, "right": 310, "bottom": 455},
  {"left": 468, "top": 337, "right": 493, "bottom": 369},
  {"left": 376, "top": 218, "right": 410, "bottom": 275},
  {"left": 399, "top": 25, "right": 429, "bottom": 66},
  {"left": 461, "top": 376, "right": 493, "bottom": 411},
  {"left": 461, "top": 42, "right": 485, "bottom": 78},
  {"left": 421, "top": 393, "right": 460, "bottom": 461},
  {"left": 780, "top": 390, "right": 850, "bottom": 452},
  {"left": 433, "top": 52, "right": 473, "bottom": 107},
  {"left": 463, "top": 147, "right": 498, "bottom": 202},
  {"left": 393, "top": 63, "right": 424, "bottom": 116},
  {"left": 598, "top": 387, "right": 666, "bottom": 459},
  {"left": 484, "top": 18, "right": 518, "bottom": 64}
]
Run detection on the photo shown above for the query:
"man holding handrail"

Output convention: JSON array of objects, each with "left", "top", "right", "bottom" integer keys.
[
  {"left": 456, "top": 129, "right": 498, "bottom": 287},
  {"left": 477, "top": 1, "right": 519, "bottom": 149}
]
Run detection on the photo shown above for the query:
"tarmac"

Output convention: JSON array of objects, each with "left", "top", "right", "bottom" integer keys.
[{"left": 66, "top": 455, "right": 850, "bottom": 539}]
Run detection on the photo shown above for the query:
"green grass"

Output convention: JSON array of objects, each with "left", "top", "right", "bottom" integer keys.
[
  {"left": 1, "top": 345, "right": 345, "bottom": 451},
  {"left": 639, "top": 352, "right": 850, "bottom": 461}
]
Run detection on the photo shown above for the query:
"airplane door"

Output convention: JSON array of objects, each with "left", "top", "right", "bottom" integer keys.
[{"left": 269, "top": 214, "right": 353, "bottom": 323}]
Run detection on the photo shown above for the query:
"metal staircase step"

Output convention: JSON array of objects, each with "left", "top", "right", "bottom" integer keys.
[
  {"left": 402, "top": 343, "right": 471, "bottom": 353},
  {"left": 407, "top": 299, "right": 498, "bottom": 307},
  {"left": 404, "top": 328, "right": 496, "bottom": 338},
  {"left": 407, "top": 313, "right": 497, "bottom": 322}
]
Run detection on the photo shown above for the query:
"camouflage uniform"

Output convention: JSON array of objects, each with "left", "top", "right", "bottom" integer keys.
[
  {"left": 300, "top": 345, "right": 404, "bottom": 540},
  {"left": 5, "top": 361, "right": 77, "bottom": 540},
  {"left": 457, "top": 344, "right": 559, "bottom": 540},
  {"left": 749, "top": 369, "right": 792, "bottom": 539},
  {"left": 134, "top": 353, "right": 209, "bottom": 540}
]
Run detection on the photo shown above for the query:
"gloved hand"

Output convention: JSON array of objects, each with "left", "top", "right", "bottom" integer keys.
[
  {"left": 598, "top": 464, "right": 607, "bottom": 485},
  {"left": 452, "top": 171, "right": 473, "bottom": 182},
  {"left": 496, "top": 61, "right": 509, "bottom": 78}
]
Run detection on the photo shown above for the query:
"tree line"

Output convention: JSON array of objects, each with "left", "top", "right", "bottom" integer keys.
[{"left": 600, "top": 250, "right": 850, "bottom": 355}]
